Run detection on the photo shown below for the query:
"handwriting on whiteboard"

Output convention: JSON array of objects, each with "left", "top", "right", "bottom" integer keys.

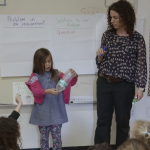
[
  {"left": 80, "top": 7, "right": 99, "bottom": 15},
  {"left": 74, "top": 81, "right": 92, "bottom": 87}
]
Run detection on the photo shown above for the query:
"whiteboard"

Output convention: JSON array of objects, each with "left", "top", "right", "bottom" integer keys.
[{"left": 0, "top": 14, "right": 144, "bottom": 77}]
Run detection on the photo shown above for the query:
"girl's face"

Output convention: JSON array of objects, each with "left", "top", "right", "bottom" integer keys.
[
  {"left": 44, "top": 55, "right": 51, "bottom": 72},
  {"left": 110, "top": 10, "right": 123, "bottom": 30}
]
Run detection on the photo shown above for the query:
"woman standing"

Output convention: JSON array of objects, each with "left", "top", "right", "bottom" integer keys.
[{"left": 95, "top": 0, "right": 147, "bottom": 148}]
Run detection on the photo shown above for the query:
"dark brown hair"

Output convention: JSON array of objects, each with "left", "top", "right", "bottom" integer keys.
[
  {"left": 107, "top": 0, "right": 136, "bottom": 38},
  {"left": 33, "top": 48, "right": 58, "bottom": 83},
  {"left": 117, "top": 138, "right": 149, "bottom": 150},
  {"left": 87, "top": 142, "right": 112, "bottom": 150},
  {"left": 0, "top": 117, "right": 21, "bottom": 150}
]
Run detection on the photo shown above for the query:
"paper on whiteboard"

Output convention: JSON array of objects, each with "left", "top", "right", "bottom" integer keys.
[
  {"left": 95, "top": 13, "right": 107, "bottom": 49},
  {"left": 13, "top": 82, "right": 34, "bottom": 105},
  {"left": 1, "top": 40, "right": 50, "bottom": 76},
  {"left": 51, "top": 40, "right": 95, "bottom": 62},
  {"left": 0, "top": 15, "right": 51, "bottom": 43},
  {"left": 51, "top": 15, "right": 96, "bottom": 41}
]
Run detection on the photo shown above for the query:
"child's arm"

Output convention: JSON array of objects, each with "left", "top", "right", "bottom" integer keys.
[
  {"left": 26, "top": 73, "right": 59, "bottom": 96},
  {"left": 15, "top": 94, "right": 22, "bottom": 113},
  {"left": 45, "top": 89, "right": 59, "bottom": 95},
  {"left": 8, "top": 94, "right": 22, "bottom": 120}
]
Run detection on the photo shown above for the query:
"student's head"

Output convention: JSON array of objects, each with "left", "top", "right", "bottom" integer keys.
[
  {"left": 33, "top": 48, "right": 58, "bottom": 82},
  {"left": 0, "top": 117, "right": 21, "bottom": 150},
  {"left": 107, "top": 0, "right": 136, "bottom": 37},
  {"left": 131, "top": 120, "right": 150, "bottom": 146},
  {"left": 33, "top": 48, "right": 53, "bottom": 73},
  {"left": 87, "top": 142, "right": 112, "bottom": 150},
  {"left": 117, "top": 138, "right": 149, "bottom": 150}
]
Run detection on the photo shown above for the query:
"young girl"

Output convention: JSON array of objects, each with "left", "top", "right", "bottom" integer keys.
[
  {"left": 131, "top": 120, "right": 150, "bottom": 148},
  {"left": 117, "top": 138, "right": 149, "bottom": 150},
  {"left": 26, "top": 48, "right": 78, "bottom": 150}
]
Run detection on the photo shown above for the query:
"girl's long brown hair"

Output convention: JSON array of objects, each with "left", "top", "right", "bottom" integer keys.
[{"left": 33, "top": 48, "right": 58, "bottom": 83}]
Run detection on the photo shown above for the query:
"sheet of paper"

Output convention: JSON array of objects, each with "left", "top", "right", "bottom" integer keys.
[
  {"left": 0, "top": 15, "right": 51, "bottom": 43},
  {"left": 51, "top": 40, "right": 96, "bottom": 62},
  {"left": 1, "top": 40, "right": 50, "bottom": 76},
  {"left": 51, "top": 15, "right": 96, "bottom": 41},
  {"left": 13, "top": 82, "right": 34, "bottom": 105}
]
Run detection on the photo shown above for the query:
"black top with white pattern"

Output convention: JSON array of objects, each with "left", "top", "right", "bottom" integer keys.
[{"left": 96, "top": 31, "right": 147, "bottom": 88}]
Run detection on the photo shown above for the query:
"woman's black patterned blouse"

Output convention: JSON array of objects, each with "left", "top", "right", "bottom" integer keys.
[{"left": 96, "top": 31, "right": 147, "bottom": 88}]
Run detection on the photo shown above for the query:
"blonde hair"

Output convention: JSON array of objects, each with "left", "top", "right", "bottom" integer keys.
[
  {"left": 87, "top": 142, "right": 112, "bottom": 150},
  {"left": 117, "top": 138, "right": 149, "bottom": 150},
  {"left": 131, "top": 120, "right": 150, "bottom": 146}
]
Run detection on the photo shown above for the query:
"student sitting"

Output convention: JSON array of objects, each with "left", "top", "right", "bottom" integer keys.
[
  {"left": 0, "top": 94, "right": 22, "bottom": 150},
  {"left": 117, "top": 138, "right": 149, "bottom": 150},
  {"left": 131, "top": 120, "right": 150, "bottom": 148}
]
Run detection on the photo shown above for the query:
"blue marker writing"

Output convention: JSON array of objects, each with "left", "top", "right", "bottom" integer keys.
[{"left": 100, "top": 46, "right": 106, "bottom": 57}]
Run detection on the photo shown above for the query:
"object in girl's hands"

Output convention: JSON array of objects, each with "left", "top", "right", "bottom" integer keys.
[{"left": 56, "top": 69, "right": 74, "bottom": 92}]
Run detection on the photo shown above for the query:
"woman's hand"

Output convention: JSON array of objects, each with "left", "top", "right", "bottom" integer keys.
[
  {"left": 45, "top": 89, "right": 59, "bottom": 95},
  {"left": 135, "top": 89, "right": 143, "bottom": 101},
  {"left": 69, "top": 69, "right": 78, "bottom": 77},
  {"left": 96, "top": 48, "right": 106, "bottom": 62}
]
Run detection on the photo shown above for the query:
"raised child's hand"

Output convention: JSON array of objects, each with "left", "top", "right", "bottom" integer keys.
[{"left": 15, "top": 94, "right": 22, "bottom": 105}]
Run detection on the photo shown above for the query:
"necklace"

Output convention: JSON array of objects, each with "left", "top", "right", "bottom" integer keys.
[{"left": 116, "top": 37, "right": 119, "bottom": 42}]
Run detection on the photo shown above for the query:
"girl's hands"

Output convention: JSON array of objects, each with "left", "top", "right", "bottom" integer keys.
[
  {"left": 45, "top": 89, "right": 59, "bottom": 95},
  {"left": 49, "top": 89, "right": 59, "bottom": 95},
  {"left": 69, "top": 69, "right": 78, "bottom": 77}
]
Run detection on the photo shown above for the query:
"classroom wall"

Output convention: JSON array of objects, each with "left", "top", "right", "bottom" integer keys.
[{"left": 0, "top": 0, "right": 149, "bottom": 149}]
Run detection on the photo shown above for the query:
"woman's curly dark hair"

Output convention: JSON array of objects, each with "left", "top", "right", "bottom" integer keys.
[
  {"left": 107, "top": 0, "right": 136, "bottom": 38},
  {"left": 0, "top": 117, "right": 22, "bottom": 150}
]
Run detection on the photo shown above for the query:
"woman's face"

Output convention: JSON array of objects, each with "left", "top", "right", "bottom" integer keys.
[{"left": 110, "top": 10, "right": 123, "bottom": 30}]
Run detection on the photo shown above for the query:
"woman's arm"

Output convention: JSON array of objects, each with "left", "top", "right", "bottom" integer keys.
[{"left": 134, "top": 35, "right": 147, "bottom": 101}]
